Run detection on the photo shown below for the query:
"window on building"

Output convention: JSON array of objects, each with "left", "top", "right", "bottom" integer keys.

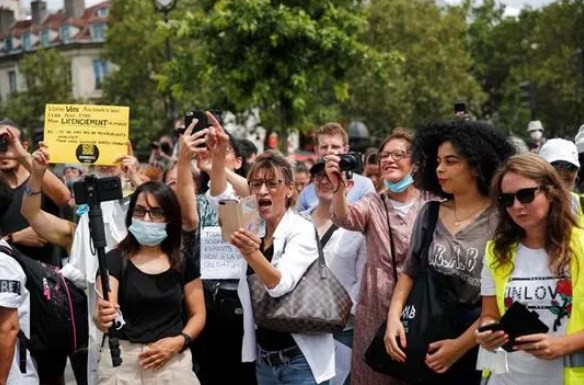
[
  {"left": 92, "top": 60, "right": 109, "bottom": 89},
  {"left": 96, "top": 7, "right": 109, "bottom": 17},
  {"left": 8, "top": 71, "right": 17, "bottom": 94},
  {"left": 59, "top": 25, "right": 70, "bottom": 43},
  {"left": 90, "top": 23, "right": 106, "bottom": 41},
  {"left": 5, "top": 37, "right": 12, "bottom": 52},
  {"left": 22, "top": 33, "right": 31, "bottom": 51},
  {"left": 41, "top": 29, "right": 50, "bottom": 47}
]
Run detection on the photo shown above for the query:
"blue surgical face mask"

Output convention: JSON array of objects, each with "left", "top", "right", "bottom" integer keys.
[
  {"left": 384, "top": 174, "right": 414, "bottom": 193},
  {"left": 128, "top": 219, "right": 168, "bottom": 247}
]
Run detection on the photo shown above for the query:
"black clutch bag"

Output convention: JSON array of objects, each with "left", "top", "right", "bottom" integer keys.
[{"left": 499, "top": 302, "right": 549, "bottom": 351}]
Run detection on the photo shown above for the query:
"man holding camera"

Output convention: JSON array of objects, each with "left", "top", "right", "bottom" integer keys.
[
  {"left": 0, "top": 121, "right": 70, "bottom": 265},
  {"left": 298, "top": 122, "right": 375, "bottom": 211}
]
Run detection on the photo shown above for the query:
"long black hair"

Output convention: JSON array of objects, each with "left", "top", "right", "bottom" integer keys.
[{"left": 117, "top": 181, "right": 183, "bottom": 271}]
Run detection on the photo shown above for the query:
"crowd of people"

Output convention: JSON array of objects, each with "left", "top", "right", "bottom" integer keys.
[{"left": 1, "top": 112, "right": 584, "bottom": 385}]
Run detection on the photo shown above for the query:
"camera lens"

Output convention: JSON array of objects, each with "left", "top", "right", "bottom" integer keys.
[
  {"left": 339, "top": 153, "right": 362, "bottom": 172},
  {"left": 0, "top": 136, "right": 7, "bottom": 153}
]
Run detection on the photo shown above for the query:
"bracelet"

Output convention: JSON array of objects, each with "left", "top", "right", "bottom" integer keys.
[{"left": 179, "top": 332, "right": 192, "bottom": 353}]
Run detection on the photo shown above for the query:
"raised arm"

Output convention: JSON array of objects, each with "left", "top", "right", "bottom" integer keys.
[
  {"left": 206, "top": 112, "right": 231, "bottom": 197},
  {"left": 176, "top": 122, "right": 208, "bottom": 231},
  {"left": 21, "top": 145, "right": 76, "bottom": 252}
]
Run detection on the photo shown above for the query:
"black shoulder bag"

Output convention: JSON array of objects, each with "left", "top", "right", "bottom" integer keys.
[{"left": 365, "top": 200, "right": 455, "bottom": 382}]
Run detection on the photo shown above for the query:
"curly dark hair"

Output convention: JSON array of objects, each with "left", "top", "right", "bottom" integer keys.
[{"left": 412, "top": 120, "right": 516, "bottom": 198}]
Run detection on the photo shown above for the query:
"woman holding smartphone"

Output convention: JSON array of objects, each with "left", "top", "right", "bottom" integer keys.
[
  {"left": 476, "top": 153, "right": 584, "bottom": 385},
  {"left": 206, "top": 112, "right": 334, "bottom": 385}
]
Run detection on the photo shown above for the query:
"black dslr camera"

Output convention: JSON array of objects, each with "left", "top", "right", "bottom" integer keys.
[
  {"left": 339, "top": 152, "right": 363, "bottom": 173},
  {"left": 73, "top": 176, "right": 123, "bottom": 205}
]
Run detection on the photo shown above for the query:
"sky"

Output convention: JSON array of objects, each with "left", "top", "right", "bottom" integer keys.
[
  {"left": 443, "top": 0, "right": 556, "bottom": 16},
  {"left": 20, "top": 0, "right": 557, "bottom": 16}
]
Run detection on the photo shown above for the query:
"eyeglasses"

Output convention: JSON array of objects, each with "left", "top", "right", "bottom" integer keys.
[
  {"left": 312, "top": 172, "right": 328, "bottom": 182},
  {"left": 379, "top": 151, "right": 410, "bottom": 161},
  {"left": 133, "top": 206, "right": 166, "bottom": 221},
  {"left": 497, "top": 186, "right": 542, "bottom": 208},
  {"left": 551, "top": 161, "right": 578, "bottom": 173},
  {"left": 248, "top": 179, "right": 283, "bottom": 192}
]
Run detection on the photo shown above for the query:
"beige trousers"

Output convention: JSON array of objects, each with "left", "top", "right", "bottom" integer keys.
[{"left": 97, "top": 339, "right": 201, "bottom": 385}]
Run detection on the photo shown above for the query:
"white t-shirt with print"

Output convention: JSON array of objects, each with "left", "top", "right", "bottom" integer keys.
[
  {"left": 0, "top": 241, "right": 38, "bottom": 385},
  {"left": 481, "top": 244, "right": 568, "bottom": 385},
  {"left": 389, "top": 199, "right": 416, "bottom": 219}
]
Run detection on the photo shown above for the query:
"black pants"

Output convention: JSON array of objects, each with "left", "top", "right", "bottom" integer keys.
[
  {"left": 414, "top": 346, "right": 481, "bottom": 385},
  {"left": 191, "top": 298, "right": 256, "bottom": 385},
  {"left": 36, "top": 346, "right": 88, "bottom": 385}
]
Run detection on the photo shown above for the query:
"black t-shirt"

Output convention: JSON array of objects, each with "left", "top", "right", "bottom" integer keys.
[
  {"left": 0, "top": 177, "right": 62, "bottom": 265},
  {"left": 247, "top": 240, "right": 296, "bottom": 351},
  {"left": 106, "top": 247, "right": 200, "bottom": 343}
]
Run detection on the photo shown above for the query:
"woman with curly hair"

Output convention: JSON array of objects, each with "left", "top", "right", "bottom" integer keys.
[
  {"left": 476, "top": 153, "right": 584, "bottom": 385},
  {"left": 385, "top": 120, "right": 515, "bottom": 384}
]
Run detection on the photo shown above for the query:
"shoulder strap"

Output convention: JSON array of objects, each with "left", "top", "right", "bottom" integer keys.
[
  {"left": 382, "top": 194, "right": 399, "bottom": 283},
  {"left": 320, "top": 224, "right": 339, "bottom": 248},
  {"left": 420, "top": 201, "right": 441, "bottom": 271},
  {"left": 18, "top": 330, "right": 29, "bottom": 373}
]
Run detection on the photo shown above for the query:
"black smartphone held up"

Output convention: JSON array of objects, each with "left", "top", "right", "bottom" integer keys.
[
  {"left": 454, "top": 101, "right": 467, "bottom": 114},
  {"left": 181, "top": 110, "right": 223, "bottom": 135}
]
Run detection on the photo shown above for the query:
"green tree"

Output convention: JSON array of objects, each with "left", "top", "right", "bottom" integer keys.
[
  {"left": 0, "top": 48, "right": 74, "bottom": 134},
  {"left": 165, "top": 0, "right": 380, "bottom": 151},
  {"left": 343, "top": 0, "right": 485, "bottom": 141}
]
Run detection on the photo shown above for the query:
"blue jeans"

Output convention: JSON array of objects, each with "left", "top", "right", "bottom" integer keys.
[{"left": 256, "top": 347, "right": 330, "bottom": 385}]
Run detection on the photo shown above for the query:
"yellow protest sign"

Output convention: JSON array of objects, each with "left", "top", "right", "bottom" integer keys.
[{"left": 44, "top": 104, "right": 129, "bottom": 165}]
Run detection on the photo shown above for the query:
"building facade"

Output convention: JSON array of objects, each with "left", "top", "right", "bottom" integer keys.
[{"left": 0, "top": 0, "right": 110, "bottom": 100}]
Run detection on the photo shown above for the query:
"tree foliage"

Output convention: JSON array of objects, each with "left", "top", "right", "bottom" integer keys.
[
  {"left": 163, "top": 0, "right": 382, "bottom": 151},
  {"left": 0, "top": 48, "right": 74, "bottom": 135}
]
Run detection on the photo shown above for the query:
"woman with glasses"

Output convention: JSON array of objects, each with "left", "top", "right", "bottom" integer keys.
[
  {"left": 206, "top": 114, "right": 334, "bottom": 385},
  {"left": 384, "top": 121, "right": 514, "bottom": 385},
  {"left": 476, "top": 153, "right": 584, "bottom": 385},
  {"left": 325, "top": 129, "right": 429, "bottom": 385},
  {"left": 94, "top": 180, "right": 205, "bottom": 385}
]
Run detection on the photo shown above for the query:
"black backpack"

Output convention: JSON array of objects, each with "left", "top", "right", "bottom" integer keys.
[{"left": 0, "top": 245, "right": 89, "bottom": 373}]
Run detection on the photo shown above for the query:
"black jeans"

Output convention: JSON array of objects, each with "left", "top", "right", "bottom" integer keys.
[{"left": 191, "top": 295, "right": 256, "bottom": 385}]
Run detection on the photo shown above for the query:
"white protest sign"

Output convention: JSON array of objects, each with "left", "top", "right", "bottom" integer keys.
[{"left": 201, "top": 226, "right": 243, "bottom": 279}]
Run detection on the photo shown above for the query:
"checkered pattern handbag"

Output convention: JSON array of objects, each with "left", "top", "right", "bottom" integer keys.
[{"left": 247, "top": 226, "right": 352, "bottom": 334}]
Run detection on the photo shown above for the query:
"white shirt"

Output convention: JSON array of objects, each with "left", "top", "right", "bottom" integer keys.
[
  {"left": 389, "top": 199, "right": 416, "bottom": 219},
  {"left": 301, "top": 209, "right": 367, "bottom": 315},
  {"left": 0, "top": 241, "right": 38, "bottom": 385},
  {"left": 61, "top": 200, "right": 128, "bottom": 385},
  {"left": 208, "top": 189, "right": 335, "bottom": 384},
  {"left": 481, "top": 244, "right": 567, "bottom": 385}
]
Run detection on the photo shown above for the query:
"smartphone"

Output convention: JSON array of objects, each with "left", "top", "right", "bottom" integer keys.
[
  {"left": 478, "top": 322, "right": 503, "bottom": 333},
  {"left": 180, "top": 110, "right": 223, "bottom": 135},
  {"left": 454, "top": 101, "right": 467, "bottom": 114}
]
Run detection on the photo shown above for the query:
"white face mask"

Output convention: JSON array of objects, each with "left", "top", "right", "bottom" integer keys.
[{"left": 530, "top": 130, "right": 543, "bottom": 141}]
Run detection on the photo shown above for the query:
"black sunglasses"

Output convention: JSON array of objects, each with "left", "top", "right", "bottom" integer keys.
[
  {"left": 551, "top": 161, "right": 578, "bottom": 173},
  {"left": 497, "top": 186, "right": 542, "bottom": 208}
]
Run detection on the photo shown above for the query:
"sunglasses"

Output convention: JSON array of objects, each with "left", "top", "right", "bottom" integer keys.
[
  {"left": 497, "top": 186, "right": 542, "bottom": 208},
  {"left": 551, "top": 161, "right": 578, "bottom": 173}
]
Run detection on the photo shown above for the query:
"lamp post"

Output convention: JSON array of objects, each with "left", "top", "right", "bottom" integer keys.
[{"left": 152, "top": 0, "right": 178, "bottom": 128}]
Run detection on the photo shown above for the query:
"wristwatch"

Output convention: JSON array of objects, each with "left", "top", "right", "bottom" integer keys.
[
  {"left": 24, "top": 185, "right": 41, "bottom": 196},
  {"left": 179, "top": 332, "right": 192, "bottom": 353}
]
